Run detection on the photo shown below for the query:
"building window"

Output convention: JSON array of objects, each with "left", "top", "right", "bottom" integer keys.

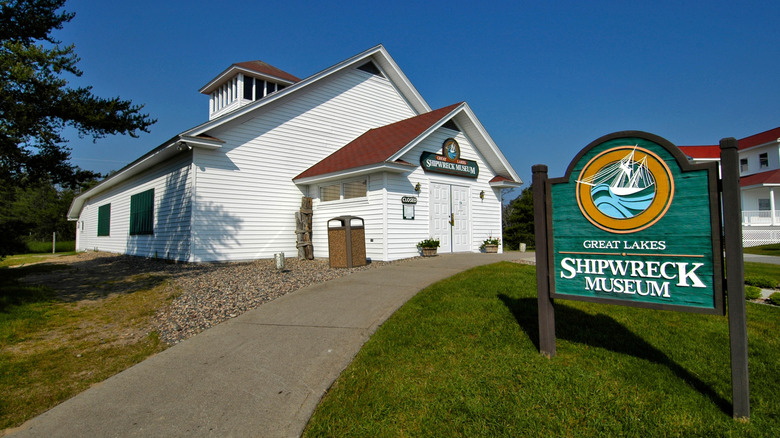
[
  {"left": 759, "top": 199, "right": 771, "bottom": 211},
  {"left": 760, "top": 153, "right": 769, "bottom": 168},
  {"left": 343, "top": 180, "right": 367, "bottom": 199},
  {"left": 97, "top": 203, "right": 110, "bottom": 236},
  {"left": 320, "top": 179, "right": 368, "bottom": 202},
  {"left": 740, "top": 158, "right": 748, "bottom": 173},
  {"left": 320, "top": 184, "right": 340, "bottom": 202},
  {"left": 130, "top": 189, "right": 154, "bottom": 235}
]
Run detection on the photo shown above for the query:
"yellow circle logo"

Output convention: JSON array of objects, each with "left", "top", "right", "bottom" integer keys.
[{"left": 576, "top": 145, "right": 674, "bottom": 233}]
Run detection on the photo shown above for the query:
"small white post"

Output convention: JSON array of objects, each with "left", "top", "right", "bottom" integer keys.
[
  {"left": 52, "top": 232, "right": 56, "bottom": 254},
  {"left": 771, "top": 188, "right": 777, "bottom": 226}
]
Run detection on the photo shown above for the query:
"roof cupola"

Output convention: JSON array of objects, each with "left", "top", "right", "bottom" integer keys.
[{"left": 199, "top": 60, "right": 300, "bottom": 120}]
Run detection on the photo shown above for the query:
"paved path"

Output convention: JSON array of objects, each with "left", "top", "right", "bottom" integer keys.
[
  {"left": 744, "top": 253, "right": 780, "bottom": 265},
  {"left": 10, "top": 251, "right": 533, "bottom": 438}
]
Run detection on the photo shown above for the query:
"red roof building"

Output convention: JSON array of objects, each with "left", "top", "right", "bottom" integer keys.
[{"left": 68, "top": 45, "right": 522, "bottom": 261}]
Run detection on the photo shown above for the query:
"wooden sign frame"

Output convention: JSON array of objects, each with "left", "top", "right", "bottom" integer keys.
[{"left": 532, "top": 131, "right": 750, "bottom": 419}]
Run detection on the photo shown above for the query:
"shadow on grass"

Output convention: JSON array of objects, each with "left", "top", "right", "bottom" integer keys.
[
  {"left": 1, "top": 254, "right": 216, "bottom": 309},
  {"left": 498, "top": 294, "right": 731, "bottom": 415}
]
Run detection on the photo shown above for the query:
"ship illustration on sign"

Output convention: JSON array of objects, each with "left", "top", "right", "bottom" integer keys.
[{"left": 577, "top": 146, "right": 656, "bottom": 219}]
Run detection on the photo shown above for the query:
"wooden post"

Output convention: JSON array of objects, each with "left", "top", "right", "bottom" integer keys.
[
  {"left": 296, "top": 197, "right": 314, "bottom": 260},
  {"left": 720, "top": 137, "right": 750, "bottom": 420},
  {"left": 533, "top": 164, "right": 556, "bottom": 357}
]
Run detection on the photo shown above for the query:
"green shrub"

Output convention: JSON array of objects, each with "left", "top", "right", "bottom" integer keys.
[
  {"left": 744, "top": 275, "right": 777, "bottom": 289},
  {"left": 24, "top": 240, "right": 76, "bottom": 253},
  {"left": 744, "top": 285, "right": 762, "bottom": 300},
  {"left": 769, "top": 292, "right": 780, "bottom": 306}
]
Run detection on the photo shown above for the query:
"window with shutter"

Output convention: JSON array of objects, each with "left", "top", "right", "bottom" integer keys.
[
  {"left": 130, "top": 189, "right": 154, "bottom": 235},
  {"left": 97, "top": 203, "right": 111, "bottom": 236}
]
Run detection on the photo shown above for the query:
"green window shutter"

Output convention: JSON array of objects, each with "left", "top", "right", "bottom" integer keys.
[
  {"left": 97, "top": 203, "right": 111, "bottom": 236},
  {"left": 130, "top": 189, "right": 154, "bottom": 235}
]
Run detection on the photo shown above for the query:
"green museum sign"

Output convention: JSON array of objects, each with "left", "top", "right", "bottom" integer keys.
[
  {"left": 420, "top": 138, "right": 478, "bottom": 178},
  {"left": 548, "top": 131, "right": 723, "bottom": 313},
  {"left": 533, "top": 131, "right": 750, "bottom": 419}
]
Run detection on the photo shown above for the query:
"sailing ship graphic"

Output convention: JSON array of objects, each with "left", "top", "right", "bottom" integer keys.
[{"left": 577, "top": 146, "right": 656, "bottom": 219}]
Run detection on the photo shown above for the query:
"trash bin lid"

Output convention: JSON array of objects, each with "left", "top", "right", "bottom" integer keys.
[{"left": 328, "top": 216, "right": 363, "bottom": 228}]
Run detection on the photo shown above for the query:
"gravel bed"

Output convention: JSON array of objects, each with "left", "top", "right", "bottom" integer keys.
[{"left": 155, "top": 257, "right": 394, "bottom": 344}]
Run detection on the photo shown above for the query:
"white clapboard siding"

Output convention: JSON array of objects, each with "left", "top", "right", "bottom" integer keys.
[
  {"left": 76, "top": 152, "right": 193, "bottom": 261},
  {"left": 189, "top": 67, "right": 417, "bottom": 262},
  {"left": 385, "top": 171, "right": 429, "bottom": 260}
]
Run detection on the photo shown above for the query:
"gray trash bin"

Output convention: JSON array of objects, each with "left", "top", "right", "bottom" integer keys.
[{"left": 327, "top": 216, "right": 366, "bottom": 268}]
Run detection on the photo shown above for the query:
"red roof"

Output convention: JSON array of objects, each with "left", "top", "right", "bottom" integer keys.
[
  {"left": 234, "top": 61, "right": 301, "bottom": 83},
  {"left": 738, "top": 126, "right": 780, "bottom": 150},
  {"left": 740, "top": 169, "right": 780, "bottom": 187},
  {"left": 677, "top": 145, "right": 720, "bottom": 159},
  {"left": 295, "top": 103, "right": 462, "bottom": 180}
]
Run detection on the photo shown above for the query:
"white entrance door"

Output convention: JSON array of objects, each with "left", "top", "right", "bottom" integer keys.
[
  {"left": 451, "top": 185, "right": 470, "bottom": 252},
  {"left": 431, "top": 183, "right": 452, "bottom": 252},
  {"left": 430, "top": 183, "right": 470, "bottom": 253}
]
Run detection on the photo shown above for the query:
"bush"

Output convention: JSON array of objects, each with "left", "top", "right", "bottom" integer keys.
[
  {"left": 769, "top": 292, "right": 780, "bottom": 306},
  {"left": 744, "top": 275, "right": 777, "bottom": 289},
  {"left": 25, "top": 240, "right": 75, "bottom": 254},
  {"left": 744, "top": 285, "right": 762, "bottom": 300}
]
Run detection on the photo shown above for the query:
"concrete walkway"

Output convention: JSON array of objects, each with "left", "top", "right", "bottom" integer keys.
[
  {"left": 10, "top": 251, "right": 533, "bottom": 438},
  {"left": 744, "top": 253, "right": 780, "bottom": 265}
]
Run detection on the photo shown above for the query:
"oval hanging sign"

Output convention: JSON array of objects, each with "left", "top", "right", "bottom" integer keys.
[{"left": 420, "top": 138, "right": 479, "bottom": 178}]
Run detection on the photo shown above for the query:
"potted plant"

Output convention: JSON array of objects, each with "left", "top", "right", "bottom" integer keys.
[
  {"left": 481, "top": 237, "right": 500, "bottom": 253},
  {"left": 418, "top": 238, "right": 440, "bottom": 256}
]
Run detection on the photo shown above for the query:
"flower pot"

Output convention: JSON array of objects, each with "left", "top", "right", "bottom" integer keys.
[
  {"left": 484, "top": 244, "right": 498, "bottom": 253},
  {"left": 422, "top": 247, "right": 438, "bottom": 257}
]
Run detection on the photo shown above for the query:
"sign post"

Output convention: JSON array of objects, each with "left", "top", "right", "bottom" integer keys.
[
  {"left": 720, "top": 137, "right": 750, "bottom": 419},
  {"left": 532, "top": 164, "right": 555, "bottom": 357},
  {"left": 534, "top": 131, "right": 748, "bottom": 419}
]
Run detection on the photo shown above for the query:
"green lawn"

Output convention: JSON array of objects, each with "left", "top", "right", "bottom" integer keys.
[
  {"left": 0, "top": 262, "right": 172, "bottom": 430},
  {"left": 305, "top": 262, "right": 779, "bottom": 437},
  {"left": 744, "top": 243, "right": 780, "bottom": 257},
  {"left": 0, "top": 252, "right": 77, "bottom": 268}
]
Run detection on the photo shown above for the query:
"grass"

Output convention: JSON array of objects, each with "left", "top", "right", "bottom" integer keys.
[
  {"left": 305, "top": 262, "right": 780, "bottom": 437},
  {"left": 0, "top": 252, "right": 77, "bottom": 268},
  {"left": 0, "top": 262, "right": 174, "bottom": 431},
  {"left": 745, "top": 262, "right": 780, "bottom": 287},
  {"left": 744, "top": 243, "right": 780, "bottom": 256}
]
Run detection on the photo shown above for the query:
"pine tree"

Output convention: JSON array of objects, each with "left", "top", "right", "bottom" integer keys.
[
  {"left": 503, "top": 186, "right": 535, "bottom": 250},
  {"left": 0, "top": 0, "right": 155, "bottom": 186},
  {"left": 0, "top": 0, "right": 155, "bottom": 255}
]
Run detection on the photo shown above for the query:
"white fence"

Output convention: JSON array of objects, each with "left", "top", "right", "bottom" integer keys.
[
  {"left": 742, "top": 228, "right": 780, "bottom": 247},
  {"left": 742, "top": 210, "right": 780, "bottom": 226}
]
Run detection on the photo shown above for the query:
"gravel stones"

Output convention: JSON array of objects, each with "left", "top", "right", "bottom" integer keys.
[{"left": 154, "top": 257, "right": 390, "bottom": 344}]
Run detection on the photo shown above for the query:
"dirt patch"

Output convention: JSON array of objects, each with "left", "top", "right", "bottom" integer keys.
[{"left": 14, "top": 251, "right": 393, "bottom": 345}]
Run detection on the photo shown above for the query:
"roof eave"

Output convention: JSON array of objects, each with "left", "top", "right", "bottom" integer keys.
[
  {"left": 741, "top": 183, "right": 780, "bottom": 190},
  {"left": 387, "top": 103, "right": 467, "bottom": 162},
  {"left": 293, "top": 161, "right": 414, "bottom": 185},
  {"left": 739, "top": 138, "right": 780, "bottom": 152},
  {"left": 67, "top": 135, "right": 220, "bottom": 220},
  {"left": 490, "top": 180, "right": 524, "bottom": 188}
]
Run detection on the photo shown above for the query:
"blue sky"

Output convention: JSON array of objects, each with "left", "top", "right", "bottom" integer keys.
[{"left": 56, "top": 0, "right": 780, "bottom": 192}]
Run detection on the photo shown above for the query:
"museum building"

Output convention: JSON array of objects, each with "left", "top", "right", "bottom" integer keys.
[{"left": 67, "top": 45, "right": 523, "bottom": 262}]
